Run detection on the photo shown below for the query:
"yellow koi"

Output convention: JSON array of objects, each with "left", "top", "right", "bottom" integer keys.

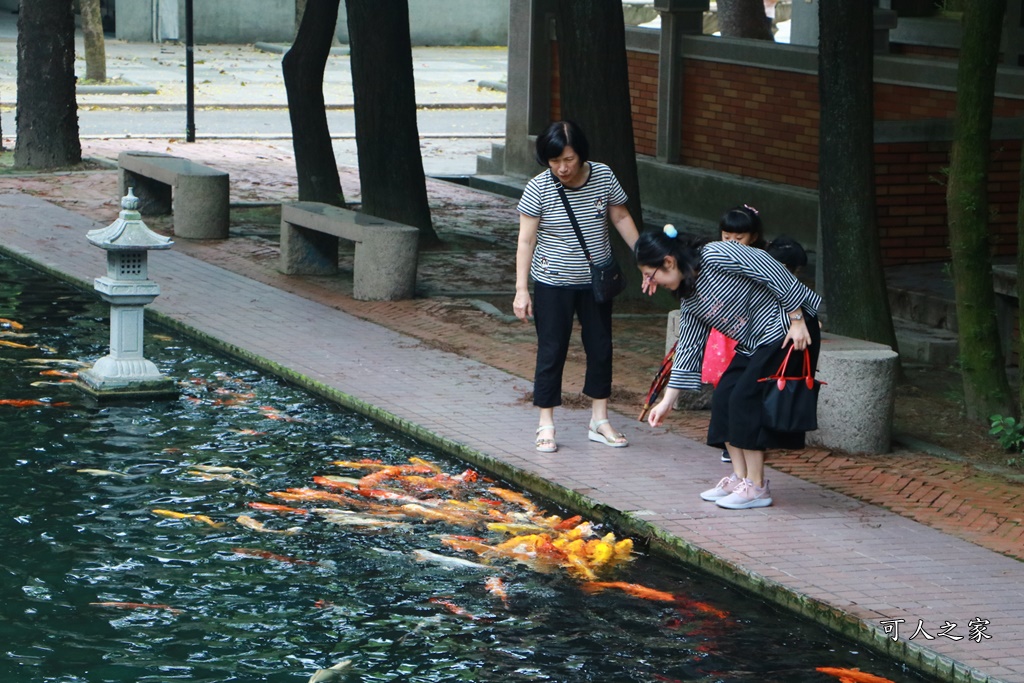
[{"left": 0, "top": 340, "right": 36, "bottom": 349}]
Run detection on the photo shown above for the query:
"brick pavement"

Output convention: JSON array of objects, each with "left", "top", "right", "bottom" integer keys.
[{"left": 1, "top": 178, "right": 1023, "bottom": 683}]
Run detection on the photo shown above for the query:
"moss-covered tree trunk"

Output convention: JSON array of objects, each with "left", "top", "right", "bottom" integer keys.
[
  {"left": 1017, "top": 135, "right": 1024, "bottom": 412},
  {"left": 15, "top": 0, "right": 81, "bottom": 169},
  {"left": 282, "top": 0, "right": 345, "bottom": 206},
  {"left": 81, "top": 0, "right": 107, "bottom": 82},
  {"left": 347, "top": 0, "right": 437, "bottom": 246},
  {"left": 947, "top": 0, "right": 1013, "bottom": 421},
  {"left": 818, "top": 0, "right": 898, "bottom": 352},
  {"left": 554, "top": 0, "right": 643, "bottom": 298}
]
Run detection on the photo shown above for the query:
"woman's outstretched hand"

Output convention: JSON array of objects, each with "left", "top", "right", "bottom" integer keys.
[
  {"left": 513, "top": 290, "right": 533, "bottom": 322},
  {"left": 647, "top": 389, "right": 679, "bottom": 427}
]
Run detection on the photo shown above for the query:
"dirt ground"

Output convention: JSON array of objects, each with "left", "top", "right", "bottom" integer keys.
[{"left": 0, "top": 139, "right": 1019, "bottom": 482}]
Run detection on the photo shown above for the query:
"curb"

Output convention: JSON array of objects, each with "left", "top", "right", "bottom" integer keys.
[{"left": 253, "top": 41, "right": 350, "bottom": 56}]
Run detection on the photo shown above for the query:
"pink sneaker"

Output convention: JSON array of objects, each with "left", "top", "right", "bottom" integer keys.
[
  {"left": 716, "top": 479, "right": 773, "bottom": 509},
  {"left": 699, "top": 474, "right": 741, "bottom": 501}
]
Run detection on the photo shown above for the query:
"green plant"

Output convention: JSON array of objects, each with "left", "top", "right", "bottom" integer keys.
[{"left": 989, "top": 414, "right": 1024, "bottom": 453}]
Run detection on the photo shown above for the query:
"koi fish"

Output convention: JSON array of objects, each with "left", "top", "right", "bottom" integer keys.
[
  {"left": 407, "top": 456, "right": 442, "bottom": 473},
  {"left": 330, "top": 459, "right": 388, "bottom": 470},
  {"left": 428, "top": 597, "right": 485, "bottom": 621},
  {"left": 412, "top": 549, "right": 492, "bottom": 570},
  {"left": 815, "top": 668, "right": 895, "bottom": 683},
  {"left": 259, "top": 406, "right": 302, "bottom": 422},
  {"left": 90, "top": 601, "right": 182, "bottom": 614},
  {"left": 231, "top": 547, "right": 316, "bottom": 565},
  {"left": 314, "top": 510, "right": 408, "bottom": 528},
  {"left": 77, "top": 468, "right": 130, "bottom": 478},
  {"left": 190, "top": 464, "right": 252, "bottom": 475},
  {"left": 187, "top": 470, "right": 253, "bottom": 485},
  {"left": 487, "top": 522, "right": 549, "bottom": 535},
  {"left": 487, "top": 487, "right": 537, "bottom": 512},
  {"left": 314, "top": 599, "right": 335, "bottom": 609},
  {"left": 30, "top": 381, "right": 75, "bottom": 387},
  {"left": 0, "top": 340, "right": 36, "bottom": 349},
  {"left": 151, "top": 333, "right": 175, "bottom": 341},
  {"left": 228, "top": 429, "right": 266, "bottom": 436},
  {"left": 271, "top": 488, "right": 362, "bottom": 506},
  {"left": 484, "top": 576, "right": 509, "bottom": 607},
  {"left": 24, "top": 358, "right": 88, "bottom": 367},
  {"left": 580, "top": 581, "right": 677, "bottom": 602},
  {"left": 235, "top": 514, "right": 302, "bottom": 535},
  {"left": 0, "top": 399, "right": 70, "bottom": 408},
  {"left": 0, "top": 318, "right": 24, "bottom": 330},
  {"left": 307, "top": 659, "right": 354, "bottom": 683},
  {"left": 248, "top": 502, "right": 309, "bottom": 515},
  {"left": 39, "top": 369, "right": 77, "bottom": 378},
  {"left": 151, "top": 509, "right": 225, "bottom": 528}
]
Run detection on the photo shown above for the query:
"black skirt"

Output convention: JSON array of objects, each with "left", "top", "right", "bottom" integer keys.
[{"left": 706, "top": 314, "right": 821, "bottom": 451}]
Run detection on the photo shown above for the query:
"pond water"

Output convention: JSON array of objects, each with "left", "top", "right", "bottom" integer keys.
[{"left": 0, "top": 254, "right": 935, "bottom": 683}]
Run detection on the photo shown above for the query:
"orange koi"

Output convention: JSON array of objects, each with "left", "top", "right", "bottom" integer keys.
[
  {"left": 312, "top": 475, "right": 359, "bottom": 491},
  {"left": 429, "top": 597, "right": 485, "bottom": 620},
  {"left": 330, "top": 459, "right": 388, "bottom": 470},
  {"left": 681, "top": 599, "right": 729, "bottom": 620},
  {"left": 151, "top": 509, "right": 224, "bottom": 528},
  {"left": 259, "top": 406, "right": 301, "bottom": 422},
  {"left": 487, "top": 487, "right": 537, "bottom": 512},
  {"left": 580, "top": 581, "right": 677, "bottom": 602},
  {"left": 229, "top": 429, "right": 265, "bottom": 436},
  {"left": 358, "top": 464, "right": 435, "bottom": 489},
  {"left": 247, "top": 502, "right": 309, "bottom": 515},
  {"left": 235, "top": 514, "right": 302, "bottom": 535},
  {"left": 484, "top": 576, "right": 509, "bottom": 607},
  {"left": 553, "top": 514, "right": 583, "bottom": 530},
  {"left": 0, "top": 399, "right": 70, "bottom": 408},
  {"left": 407, "top": 456, "right": 443, "bottom": 473},
  {"left": 90, "top": 601, "right": 182, "bottom": 614},
  {"left": 314, "top": 599, "right": 336, "bottom": 609},
  {"left": 39, "top": 369, "right": 78, "bottom": 378},
  {"left": 0, "top": 340, "right": 35, "bottom": 349},
  {"left": 232, "top": 547, "right": 316, "bottom": 565},
  {"left": 272, "top": 487, "right": 363, "bottom": 506},
  {"left": 815, "top": 668, "right": 895, "bottom": 683},
  {"left": 441, "top": 536, "right": 499, "bottom": 556},
  {"left": 0, "top": 318, "right": 24, "bottom": 330}
]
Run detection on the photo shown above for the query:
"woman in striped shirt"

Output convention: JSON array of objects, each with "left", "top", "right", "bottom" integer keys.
[
  {"left": 635, "top": 222, "right": 822, "bottom": 509},
  {"left": 514, "top": 120, "right": 640, "bottom": 454}
]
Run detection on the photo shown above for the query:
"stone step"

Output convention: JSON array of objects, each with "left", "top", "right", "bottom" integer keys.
[
  {"left": 474, "top": 143, "right": 506, "bottom": 177},
  {"left": 892, "top": 316, "right": 960, "bottom": 367}
]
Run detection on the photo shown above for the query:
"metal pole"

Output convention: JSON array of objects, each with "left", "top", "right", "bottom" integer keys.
[{"left": 185, "top": 0, "right": 195, "bottom": 142}]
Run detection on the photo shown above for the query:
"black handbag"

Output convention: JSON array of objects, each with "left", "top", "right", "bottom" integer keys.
[
  {"left": 758, "top": 345, "right": 825, "bottom": 432},
  {"left": 550, "top": 174, "right": 626, "bottom": 304}
]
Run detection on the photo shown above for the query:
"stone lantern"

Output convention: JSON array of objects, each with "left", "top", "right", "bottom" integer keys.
[{"left": 77, "top": 189, "right": 177, "bottom": 399}]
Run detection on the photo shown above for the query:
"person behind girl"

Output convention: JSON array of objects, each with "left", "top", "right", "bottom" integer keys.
[
  {"left": 765, "top": 235, "right": 808, "bottom": 277},
  {"left": 702, "top": 205, "right": 767, "bottom": 463},
  {"left": 635, "top": 219, "right": 822, "bottom": 510},
  {"left": 513, "top": 120, "right": 640, "bottom": 453}
]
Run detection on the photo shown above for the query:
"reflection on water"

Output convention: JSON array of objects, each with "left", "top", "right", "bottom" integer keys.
[{"left": 0, "top": 255, "right": 933, "bottom": 683}]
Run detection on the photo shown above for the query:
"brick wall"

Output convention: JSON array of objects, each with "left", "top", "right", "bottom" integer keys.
[{"left": 679, "top": 59, "right": 820, "bottom": 189}]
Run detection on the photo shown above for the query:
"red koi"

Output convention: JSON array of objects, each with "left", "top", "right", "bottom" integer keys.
[
  {"left": 429, "top": 597, "right": 485, "bottom": 621},
  {"left": 231, "top": 547, "right": 316, "bottom": 565},
  {"left": 815, "top": 668, "right": 895, "bottom": 683},
  {"left": 580, "top": 581, "right": 677, "bottom": 602},
  {"left": 90, "top": 601, "right": 183, "bottom": 614},
  {"left": 553, "top": 514, "right": 584, "bottom": 530},
  {"left": 247, "top": 502, "right": 309, "bottom": 515},
  {"left": 0, "top": 399, "right": 70, "bottom": 408},
  {"left": 314, "top": 599, "right": 336, "bottom": 609},
  {"left": 312, "top": 475, "right": 358, "bottom": 491}
]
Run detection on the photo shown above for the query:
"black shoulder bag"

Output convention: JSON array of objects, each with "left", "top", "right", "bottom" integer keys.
[{"left": 550, "top": 173, "right": 626, "bottom": 304}]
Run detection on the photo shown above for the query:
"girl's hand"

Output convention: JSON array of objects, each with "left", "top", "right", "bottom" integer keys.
[
  {"left": 782, "top": 317, "right": 811, "bottom": 350},
  {"left": 647, "top": 391, "right": 677, "bottom": 427},
  {"left": 641, "top": 272, "right": 658, "bottom": 296},
  {"left": 513, "top": 290, "right": 533, "bottom": 322}
]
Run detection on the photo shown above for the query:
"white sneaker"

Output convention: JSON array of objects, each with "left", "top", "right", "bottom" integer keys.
[
  {"left": 699, "top": 474, "right": 741, "bottom": 501},
  {"left": 715, "top": 479, "right": 773, "bottom": 509}
]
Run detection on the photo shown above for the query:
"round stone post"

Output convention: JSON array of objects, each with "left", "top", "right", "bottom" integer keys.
[{"left": 77, "top": 189, "right": 178, "bottom": 399}]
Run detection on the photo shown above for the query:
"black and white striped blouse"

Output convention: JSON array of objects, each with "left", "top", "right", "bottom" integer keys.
[
  {"left": 517, "top": 163, "right": 628, "bottom": 287},
  {"left": 669, "top": 240, "right": 823, "bottom": 391}
]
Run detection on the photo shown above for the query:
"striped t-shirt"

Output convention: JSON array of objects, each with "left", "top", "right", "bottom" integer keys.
[
  {"left": 517, "top": 162, "right": 629, "bottom": 287},
  {"left": 669, "top": 240, "right": 822, "bottom": 391}
]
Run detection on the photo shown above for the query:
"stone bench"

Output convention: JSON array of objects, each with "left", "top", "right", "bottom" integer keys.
[
  {"left": 118, "top": 151, "right": 229, "bottom": 240},
  {"left": 665, "top": 311, "right": 899, "bottom": 454},
  {"left": 279, "top": 201, "right": 419, "bottom": 301}
]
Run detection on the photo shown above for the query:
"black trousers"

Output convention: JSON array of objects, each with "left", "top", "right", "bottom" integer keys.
[
  {"left": 532, "top": 282, "right": 613, "bottom": 408},
  {"left": 707, "top": 314, "right": 821, "bottom": 451}
]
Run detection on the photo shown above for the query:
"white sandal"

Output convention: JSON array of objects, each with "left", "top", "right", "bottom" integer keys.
[
  {"left": 535, "top": 424, "right": 557, "bottom": 453},
  {"left": 588, "top": 419, "right": 628, "bottom": 448}
]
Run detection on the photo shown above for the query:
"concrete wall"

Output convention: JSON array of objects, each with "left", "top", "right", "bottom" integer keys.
[
  {"left": 114, "top": 0, "right": 508, "bottom": 45},
  {"left": 0, "top": 0, "right": 16, "bottom": 11}
]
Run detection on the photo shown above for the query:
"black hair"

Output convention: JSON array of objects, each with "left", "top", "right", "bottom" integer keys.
[
  {"left": 633, "top": 230, "right": 709, "bottom": 300},
  {"left": 534, "top": 120, "right": 590, "bottom": 166},
  {"left": 719, "top": 204, "right": 766, "bottom": 249},
  {"left": 765, "top": 235, "right": 808, "bottom": 274}
]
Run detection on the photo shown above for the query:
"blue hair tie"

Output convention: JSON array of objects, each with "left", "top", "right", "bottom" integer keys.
[{"left": 663, "top": 224, "right": 678, "bottom": 238}]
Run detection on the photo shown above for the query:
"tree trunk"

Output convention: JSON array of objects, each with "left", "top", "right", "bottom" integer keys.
[
  {"left": 347, "top": 0, "right": 438, "bottom": 246},
  {"left": 282, "top": 0, "right": 345, "bottom": 206},
  {"left": 817, "top": 0, "right": 898, "bottom": 353},
  {"left": 1018, "top": 138, "right": 1024, "bottom": 414},
  {"left": 717, "top": 0, "right": 773, "bottom": 40},
  {"left": 15, "top": 0, "right": 81, "bottom": 169},
  {"left": 554, "top": 0, "right": 643, "bottom": 298},
  {"left": 946, "top": 0, "right": 1013, "bottom": 421},
  {"left": 81, "top": 0, "right": 107, "bottom": 82},
  {"left": 296, "top": 0, "right": 308, "bottom": 28}
]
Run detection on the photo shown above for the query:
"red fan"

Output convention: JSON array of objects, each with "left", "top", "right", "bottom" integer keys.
[{"left": 638, "top": 343, "right": 676, "bottom": 422}]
